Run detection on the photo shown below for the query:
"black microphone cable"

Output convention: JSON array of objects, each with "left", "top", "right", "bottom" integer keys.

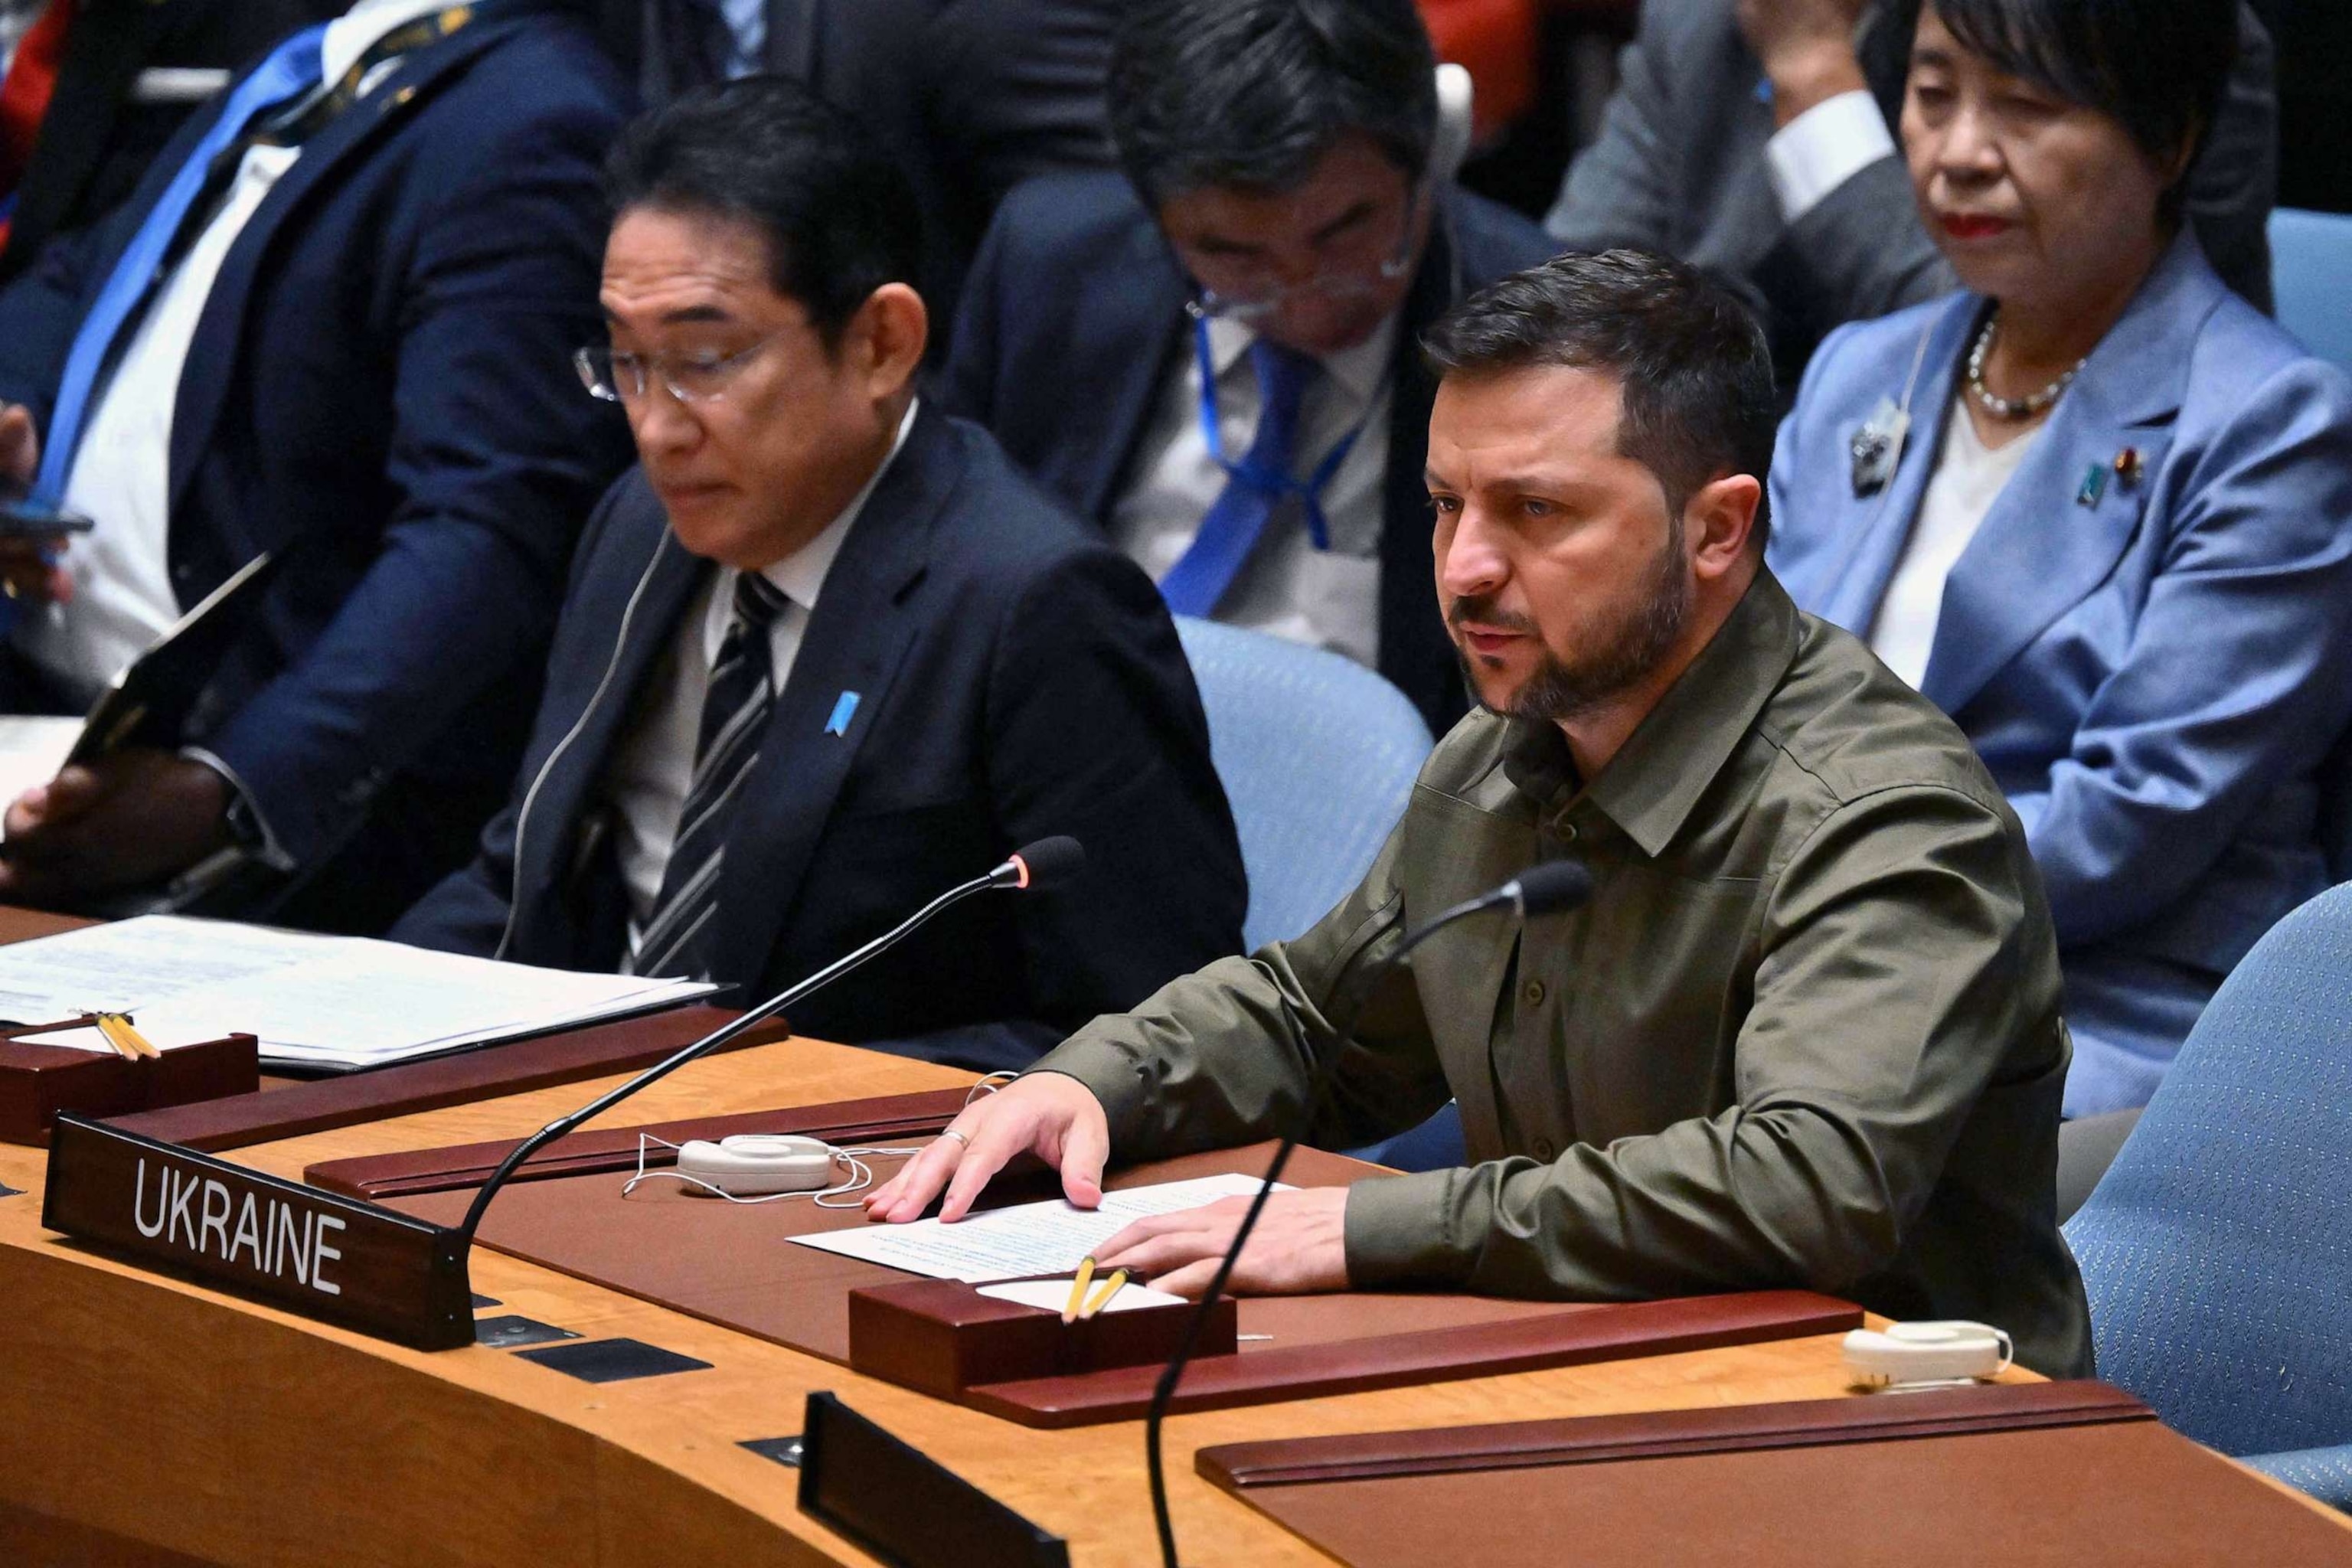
[{"left": 1142, "top": 858, "right": 1596, "bottom": 1568}]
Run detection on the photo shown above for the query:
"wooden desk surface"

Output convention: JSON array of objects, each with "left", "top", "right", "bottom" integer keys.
[{"left": 6, "top": 1034, "right": 2339, "bottom": 1565}]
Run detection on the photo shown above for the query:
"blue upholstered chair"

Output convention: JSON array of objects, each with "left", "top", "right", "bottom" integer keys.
[
  {"left": 2064, "top": 882, "right": 2352, "bottom": 1509},
  {"left": 1172, "top": 617, "right": 1433, "bottom": 952},
  {"left": 1172, "top": 619, "right": 1462, "bottom": 1171},
  {"left": 2272, "top": 208, "right": 2352, "bottom": 377}
]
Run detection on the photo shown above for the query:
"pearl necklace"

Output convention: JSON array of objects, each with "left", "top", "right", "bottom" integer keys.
[{"left": 1966, "top": 312, "right": 2085, "bottom": 421}]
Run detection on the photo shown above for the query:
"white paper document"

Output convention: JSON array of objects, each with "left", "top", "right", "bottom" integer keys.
[
  {"left": 789, "top": 1173, "right": 1294, "bottom": 1283},
  {"left": 0, "top": 914, "right": 717, "bottom": 1070},
  {"left": 977, "top": 1278, "right": 1187, "bottom": 1315},
  {"left": 0, "top": 716, "right": 80, "bottom": 831}
]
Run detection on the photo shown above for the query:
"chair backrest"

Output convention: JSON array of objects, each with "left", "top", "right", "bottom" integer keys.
[
  {"left": 2063, "top": 883, "right": 2352, "bottom": 1458},
  {"left": 1174, "top": 617, "right": 1434, "bottom": 952},
  {"left": 2271, "top": 208, "right": 2352, "bottom": 377}
]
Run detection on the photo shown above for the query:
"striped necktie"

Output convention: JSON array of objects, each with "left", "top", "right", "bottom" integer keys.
[{"left": 629, "top": 570, "right": 794, "bottom": 982}]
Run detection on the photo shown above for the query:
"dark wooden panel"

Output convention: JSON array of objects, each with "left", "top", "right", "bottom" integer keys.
[
  {"left": 112, "top": 1007, "right": 789, "bottom": 1152},
  {"left": 1197, "top": 1380, "right": 2153, "bottom": 1489}
]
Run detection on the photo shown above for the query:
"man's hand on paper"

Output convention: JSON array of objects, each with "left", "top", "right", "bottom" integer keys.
[
  {"left": 0, "top": 750, "right": 230, "bottom": 900},
  {"left": 1094, "top": 1187, "right": 1350, "bottom": 1298},
  {"left": 0, "top": 403, "right": 71, "bottom": 605},
  {"left": 864, "top": 1070, "right": 1111, "bottom": 1224}
]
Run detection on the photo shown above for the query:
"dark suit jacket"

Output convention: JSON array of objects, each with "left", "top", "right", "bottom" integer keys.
[
  {"left": 0, "top": 4, "right": 635, "bottom": 930},
  {"left": 621, "top": 0, "right": 1119, "bottom": 315},
  {"left": 1547, "top": 0, "right": 2278, "bottom": 384},
  {"left": 394, "top": 407, "right": 1249, "bottom": 1075},
  {"left": 939, "top": 171, "right": 1558, "bottom": 735},
  {"left": 0, "top": 0, "right": 345, "bottom": 283}
]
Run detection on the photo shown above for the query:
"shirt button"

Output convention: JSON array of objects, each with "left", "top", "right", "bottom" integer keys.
[
  {"left": 1557, "top": 823, "right": 1580, "bottom": 844},
  {"left": 1534, "top": 1138, "right": 1557, "bottom": 1161},
  {"left": 1524, "top": 980, "right": 1547, "bottom": 1006}
]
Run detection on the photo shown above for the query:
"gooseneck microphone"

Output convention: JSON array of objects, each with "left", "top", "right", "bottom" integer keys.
[
  {"left": 1143, "top": 857, "right": 1595, "bottom": 1568},
  {"left": 453, "top": 835, "right": 1086, "bottom": 1246}
]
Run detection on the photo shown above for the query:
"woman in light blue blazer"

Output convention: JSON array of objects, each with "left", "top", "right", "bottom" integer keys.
[{"left": 1770, "top": 0, "right": 2352, "bottom": 1116}]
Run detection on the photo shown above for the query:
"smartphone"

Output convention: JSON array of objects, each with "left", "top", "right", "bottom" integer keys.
[{"left": 0, "top": 478, "right": 93, "bottom": 538}]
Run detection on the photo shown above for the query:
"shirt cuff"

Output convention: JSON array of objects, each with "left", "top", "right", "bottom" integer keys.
[
  {"left": 1341, "top": 1168, "right": 1476, "bottom": 1289},
  {"left": 178, "top": 745, "right": 294, "bottom": 872},
  {"left": 1764, "top": 90, "right": 1898, "bottom": 223}
]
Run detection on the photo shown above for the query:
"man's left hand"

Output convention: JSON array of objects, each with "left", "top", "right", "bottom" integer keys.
[
  {"left": 0, "top": 750, "right": 231, "bottom": 903},
  {"left": 1096, "top": 1187, "right": 1351, "bottom": 1299}
]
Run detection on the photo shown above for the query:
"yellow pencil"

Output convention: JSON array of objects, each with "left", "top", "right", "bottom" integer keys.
[
  {"left": 1062, "top": 1255, "right": 1098, "bottom": 1323},
  {"left": 1080, "top": 1268, "right": 1129, "bottom": 1320},
  {"left": 93, "top": 1012, "right": 158, "bottom": 1060}
]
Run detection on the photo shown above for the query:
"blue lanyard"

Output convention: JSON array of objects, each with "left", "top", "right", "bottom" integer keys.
[{"left": 1192, "top": 315, "right": 1367, "bottom": 552}]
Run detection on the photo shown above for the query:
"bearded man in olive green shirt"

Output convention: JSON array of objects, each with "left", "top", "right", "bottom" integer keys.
[{"left": 870, "top": 250, "right": 2094, "bottom": 1377}]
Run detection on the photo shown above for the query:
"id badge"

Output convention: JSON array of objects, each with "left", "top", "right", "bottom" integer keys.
[{"left": 1850, "top": 397, "right": 1911, "bottom": 498}]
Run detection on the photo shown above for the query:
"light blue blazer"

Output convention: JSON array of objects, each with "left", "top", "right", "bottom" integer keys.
[{"left": 1769, "top": 234, "right": 2352, "bottom": 1116}]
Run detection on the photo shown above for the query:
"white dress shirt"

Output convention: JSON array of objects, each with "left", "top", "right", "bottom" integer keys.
[
  {"left": 1111, "top": 312, "right": 1396, "bottom": 670},
  {"left": 1764, "top": 88, "right": 1900, "bottom": 224},
  {"left": 15, "top": 0, "right": 450, "bottom": 707},
  {"left": 1868, "top": 400, "right": 2041, "bottom": 689},
  {"left": 605, "top": 400, "right": 919, "bottom": 944}
]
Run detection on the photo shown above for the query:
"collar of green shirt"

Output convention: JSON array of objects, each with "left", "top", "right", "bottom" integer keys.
[{"left": 1500, "top": 570, "right": 1805, "bottom": 859}]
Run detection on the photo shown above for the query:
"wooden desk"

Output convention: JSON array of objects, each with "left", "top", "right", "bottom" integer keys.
[{"left": 6, "top": 1037, "right": 2336, "bottom": 1566}]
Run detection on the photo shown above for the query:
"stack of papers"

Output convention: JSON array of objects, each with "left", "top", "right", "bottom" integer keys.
[
  {"left": 791, "top": 1173, "right": 1292, "bottom": 1282},
  {"left": 0, "top": 915, "right": 717, "bottom": 1072}
]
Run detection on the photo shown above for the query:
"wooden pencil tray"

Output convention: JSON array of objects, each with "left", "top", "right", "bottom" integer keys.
[
  {"left": 0, "top": 1021, "right": 257, "bottom": 1145},
  {"left": 848, "top": 1276, "right": 1238, "bottom": 1400}
]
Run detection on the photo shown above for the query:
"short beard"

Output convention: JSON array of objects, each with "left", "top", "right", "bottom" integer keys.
[{"left": 1453, "top": 519, "right": 1694, "bottom": 727}]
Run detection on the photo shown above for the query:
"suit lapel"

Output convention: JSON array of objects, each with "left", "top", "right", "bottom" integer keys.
[
  {"left": 165, "top": 18, "right": 519, "bottom": 524},
  {"left": 518, "top": 501, "right": 707, "bottom": 946},
  {"left": 1806, "top": 300, "right": 1975, "bottom": 636},
  {"left": 1069, "top": 222, "right": 1191, "bottom": 521},
  {"left": 704, "top": 409, "right": 951, "bottom": 986},
  {"left": 1922, "top": 236, "right": 2220, "bottom": 714}
]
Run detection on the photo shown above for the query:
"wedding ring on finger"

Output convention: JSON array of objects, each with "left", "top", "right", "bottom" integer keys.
[{"left": 937, "top": 1127, "right": 973, "bottom": 1154}]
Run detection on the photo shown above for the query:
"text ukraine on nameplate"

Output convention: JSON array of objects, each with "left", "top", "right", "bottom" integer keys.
[{"left": 40, "top": 1114, "right": 476, "bottom": 1351}]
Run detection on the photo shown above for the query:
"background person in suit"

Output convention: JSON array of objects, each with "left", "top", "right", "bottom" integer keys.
[
  {"left": 0, "top": 0, "right": 635, "bottom": 931},
  {"left": 0, "top": 0, "right": 346, "bottom": 283},
  {"left": 394, "top": 77, "right": 1247, "bottom": 1074},
  {"left": 618, "top": 0, "right": 1123, "bottom": 315},
  {"left": 1769, "top": 0, "right": 2352, "bottom": 1116},
  {"left": 939, "top": 0, "right": 1558, "bottom": 737},
  {"left": 1545, "top": 0, "right": 2278, "bottom": 386}
]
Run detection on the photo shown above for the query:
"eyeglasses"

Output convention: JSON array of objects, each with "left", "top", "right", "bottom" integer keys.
[
  {"left": 1183, "top": 182, "right": 1427, "bottom": 325},
  {"left": 573, "top": 331, "right": 788, "bottom": 405}
]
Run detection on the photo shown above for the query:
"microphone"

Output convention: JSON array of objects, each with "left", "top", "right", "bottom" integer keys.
[
  {"left": 452, "top": 835, "right": 1085, "bottom": 1246},
  {"left": 1142, "top": 858, "right": 1595, "bottom": 1568},
  {"left": 988, "top": 835, "right": 1085, "bottom": 892}
]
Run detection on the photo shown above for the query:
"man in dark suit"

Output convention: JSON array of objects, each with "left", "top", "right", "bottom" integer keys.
[
  {"left": 0, "top": 0, "right": 346, "bottom": 283},
  {"left": 1546, "top": 0, "right": 2278, "bottom": 382},
  {"left": 0, "top": 0, "right": 635, "bottom": 931},
  {"left": 620, "top": 0, "right": 1122, "bottom": 314},
  {"left": 941, "top": 0, "right": 1557, "bottom": 736},
  {"left": 394, "top": 78, "right": 1247, "bottom": 1073}
]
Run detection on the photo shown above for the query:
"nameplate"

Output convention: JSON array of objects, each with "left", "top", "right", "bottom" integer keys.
[{"left": 41, "top": 1112, "right": 475, "bottom": 1351}]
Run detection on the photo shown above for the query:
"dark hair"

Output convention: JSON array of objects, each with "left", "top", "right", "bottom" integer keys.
[
  {"left": 1423, "top": 252, "right": 1780, "bottom": 549},
  {"left": 1108, "top": 0, "right": 1437, "bottom": 208},
  {"left": 603, "top": 76, "right": 923, "bottom": 347},
  {"left": 1892, "top": 0, "right": 2237, "bottom": 222}
]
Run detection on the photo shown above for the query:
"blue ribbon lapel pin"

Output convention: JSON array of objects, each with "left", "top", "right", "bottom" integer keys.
[{"left": 825, "top": 691, "right": 861, "bottom": 737}]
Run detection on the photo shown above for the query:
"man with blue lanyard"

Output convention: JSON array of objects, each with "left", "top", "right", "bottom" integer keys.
[
  {"left": 940, "top": 0, "right": 1555, "bottom": 735},
  {"left": 0, "top": 0, "right": 632, "bottom": 929}
]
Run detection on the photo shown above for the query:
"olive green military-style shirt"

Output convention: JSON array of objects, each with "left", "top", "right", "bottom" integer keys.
[{"left": 1035, "top": 570, "right": 2095, "bottom": 1376}]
